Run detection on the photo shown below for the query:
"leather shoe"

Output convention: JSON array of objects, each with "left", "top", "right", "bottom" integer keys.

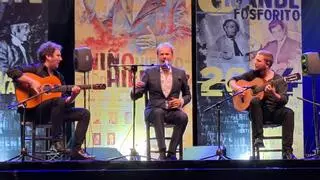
[
  {"left": 254, "top": 138, "right": 265, "bottom": 148},
  {"left": 158, "top": 152, "right": 166, "bottom": 161},
  {"left": 166, "top": 153, "right": 177, "bottom": 161},
  {"left": 283, "top": 151, "right": 297, "bottom": 160},
  {"left": 70, "top": 149, "right": 95, "bottom": 160},
  {"left": 166, "top": 155, "right": 177, "bottom": 161}
]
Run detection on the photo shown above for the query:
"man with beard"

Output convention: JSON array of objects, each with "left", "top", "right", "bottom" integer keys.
[{"left": 228, "top": 50, "right": 296, "bottom": 160}]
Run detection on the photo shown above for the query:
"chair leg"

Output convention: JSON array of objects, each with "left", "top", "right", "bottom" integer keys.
[
  {"left": 146, "top": 122, "right": 151, "bottom": 160},
  {"left": 31, "top": 122, "right": 36, "bottom": 160}
]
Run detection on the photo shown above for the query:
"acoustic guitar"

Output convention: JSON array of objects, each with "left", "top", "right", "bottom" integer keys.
[
  {"left": 15, "top": 73, "right": 106, "bottom": 109},
  {"left": 232, "top": 73, "right": 301, "bottom": 112}
]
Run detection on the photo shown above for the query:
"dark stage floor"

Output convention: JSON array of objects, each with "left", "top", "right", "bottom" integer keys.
[{"left": 1, "top": 159, "right": 320, "bottom": 180}]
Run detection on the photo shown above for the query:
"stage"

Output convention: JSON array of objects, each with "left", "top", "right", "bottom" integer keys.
[{"left": 1, "top": 159, "right": 320, "bottom": 180}]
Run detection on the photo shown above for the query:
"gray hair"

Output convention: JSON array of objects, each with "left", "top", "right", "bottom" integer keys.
[{"left": 156, "top": 42, "right": 174, "bottom": 55}]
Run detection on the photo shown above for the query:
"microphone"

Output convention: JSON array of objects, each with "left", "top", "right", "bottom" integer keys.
[{"left": 161, "top": 60, "right": 170, "bottom": 70}]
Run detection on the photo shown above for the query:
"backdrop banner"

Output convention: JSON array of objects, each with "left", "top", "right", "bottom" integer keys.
[
  {"left": 196, "top": 0, "right": 303, "bottom": 159},
  {"left": 0, "top": 0, "right": 48, "bottom": 161},
  {"left": 75, "top": 0, "right": 192, "bottom": 159}
]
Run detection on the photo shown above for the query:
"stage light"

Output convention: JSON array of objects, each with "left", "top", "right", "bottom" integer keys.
[{"left": 301, "top": 52, "right": 320, "bottom": 75}]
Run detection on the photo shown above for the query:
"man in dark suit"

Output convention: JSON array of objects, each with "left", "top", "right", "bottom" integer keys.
[
  {"left": 131, "top": 42, "right": 191, "bottom": 160},
  {"left": 262, "top": 20, "right": 301, "bottom": 74}
]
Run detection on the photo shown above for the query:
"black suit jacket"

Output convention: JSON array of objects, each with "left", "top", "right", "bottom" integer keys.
[{"left": 131, "top": 66, "right": 191, "bottom": 111}]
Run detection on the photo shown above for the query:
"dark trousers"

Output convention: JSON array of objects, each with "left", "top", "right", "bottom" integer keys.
[
  {"left": 146, "top": 108, "right": 188, "bottom": 154},
  {"left": 30, "top": 98, "right": 90, "bottom": 151},
  {"left": 249, "top": 98, "right": 294, "bottom": 152}
]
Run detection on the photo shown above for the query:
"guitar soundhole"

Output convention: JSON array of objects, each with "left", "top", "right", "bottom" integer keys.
[
  {"left": 241, "top": 96, "right": 244, "bottom": 103},
  {"left": 43, "top": 85, "right": 51, "bottom": 93}
]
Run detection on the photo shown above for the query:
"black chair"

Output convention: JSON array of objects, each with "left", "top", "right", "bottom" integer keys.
[
  {"left": 252, "top": 121, "right": 283, "bottom": 160},
  {"left": 22, "top": 109, "right": 67, "bottom": 161},
  {"left": 144, "top": 93, "right": 183, "bottom": 160}
]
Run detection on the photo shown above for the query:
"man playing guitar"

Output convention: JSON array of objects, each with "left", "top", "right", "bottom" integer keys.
[
  {"left": 7, "top": 41, "right": 94, "bottom": 160},
  {"left": 228, "top": 50, "right": 296, "bottom": 160}
]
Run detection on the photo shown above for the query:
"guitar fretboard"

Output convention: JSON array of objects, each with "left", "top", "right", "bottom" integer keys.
[{"left": 43, "top": 84, "right": 105, "bottom": 92}]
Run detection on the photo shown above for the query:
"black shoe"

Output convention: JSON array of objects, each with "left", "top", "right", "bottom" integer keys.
[
  {"left": 254, "top": 138, "right": 265, "bottom": 148},
  {"left": 166, "top": 155, "right": 177, "bottom": 161},
  {"left": 283, "top": 152, "right": 297, "bottom": 160},
  {"left": 70, "top": 149, "right": 95, "bottom": 160},
  {"left": 166, "top": 153, "right": 178, "bottom": 161},
  {"left": 158, "top": 152, "right": 166, "bottom": 161}
]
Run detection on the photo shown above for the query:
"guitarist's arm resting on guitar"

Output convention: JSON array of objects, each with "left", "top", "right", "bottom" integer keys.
[
  {"left": 16, "top": 73, "right": 42, "bottom": 94},
  {"left": 228, "top": 70, "right": 255, "bottom": 95},
  {"left": 7, "top": 65, "right": 42, "bottom": 94},
  {"left": 229, "top": 79, "right": 246, "bottom": 96}
]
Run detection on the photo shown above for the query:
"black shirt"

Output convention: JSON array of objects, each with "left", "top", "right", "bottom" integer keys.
[
  {"left": 7, "top": 63, "right": 69, "bottom": 98},
  {"left": 229, "top": 70, "right": 288, "bottom": 112}
]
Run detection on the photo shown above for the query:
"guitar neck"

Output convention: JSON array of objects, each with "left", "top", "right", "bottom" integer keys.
[{"left": 52, "top": 85, "right": 96, "bottom": 92}]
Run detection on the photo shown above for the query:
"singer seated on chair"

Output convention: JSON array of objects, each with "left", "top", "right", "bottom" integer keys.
[
  {"left": 7, "top": 41, "right": 95, "bottom": 160},
  {"left": 228, "top": 50, "right": 296, "bottom": 160},
  {"left": 130, "top": 42, "right": 191, "bottom": 161}
]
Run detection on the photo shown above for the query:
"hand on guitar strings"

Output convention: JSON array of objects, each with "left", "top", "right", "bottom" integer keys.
[
  {"left": 71, "top": 86, "right": 81, "bottom": 97},
  {"left": 30, "top": 80, "right": 42, "bottom": 94},
  {"left": 264, "top": 84, "right": 276, "bottom": 94}
]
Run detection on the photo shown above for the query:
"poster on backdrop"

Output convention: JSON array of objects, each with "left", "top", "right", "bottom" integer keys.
[
  {"left": 75, "top": 0, "right": 192, "bottom": 158},
  {"left": 0, "top": 0, "right": 47, "bottom": 161},
  {"left": 196, "top": 0, "right": 303, "bottom": 159}
]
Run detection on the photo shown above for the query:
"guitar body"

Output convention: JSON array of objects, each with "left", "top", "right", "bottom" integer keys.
[
  {"left": 15, "top": 73, "right": 62, "bottom": 109},
  {"left": 232, "top": 73, "right": 301, "bottom": 112},
  {"left": 232, "top": 78, "right": 265, "bottom": 112}
]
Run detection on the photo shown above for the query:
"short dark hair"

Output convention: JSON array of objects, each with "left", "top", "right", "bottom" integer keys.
[
  {"left": 257, "top": 50, "right": 274, "bottom": 67},
  {"left": 223, "top": 19, "right": 239, "bottom": 32},
  {"left": 268, "top": 20, "right": 287, "bottom": 34},
  {"left": 37, "top": 41, "right": 62, "bottom": 63}
]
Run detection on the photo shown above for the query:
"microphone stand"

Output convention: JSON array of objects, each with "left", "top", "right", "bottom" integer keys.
[
  {"left": 107, "top": 63, "right": 155, "bottom": 161},
  {"left": 200, "top": 86, "right": 251, "bottom": 160},
  {"left": 6, "top": 87, "right": 59, "bottom": 162}
]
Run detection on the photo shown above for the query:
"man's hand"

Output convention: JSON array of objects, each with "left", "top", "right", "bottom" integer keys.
[
  {"left": 264, "top": 84, "right": 276, "bottom": 95},
  {"left": 71, "top": 86, "right": 81, "bottom": 97},
  {"left": 168, "top": 97, "right": 182, "bottom": 109},
  {"left": 30, "top": 80, "right": 42, "bottom": 94},
  {"left": 265, "top": 84, "right": 282, "bottom": 100},
  {"left": 65, "top": 86, "right": 81, "bottom": 104},
  {"left": 135, "top": 81, "right": 145, "bottom": 88}
]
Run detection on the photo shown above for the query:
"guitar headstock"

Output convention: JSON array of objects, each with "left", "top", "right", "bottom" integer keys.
[
  {"left": 92, "top": 84, "right": 106, "bottom": 90},
  {"left": 284, "top": 73, "right": 301, "bottom": 82}
]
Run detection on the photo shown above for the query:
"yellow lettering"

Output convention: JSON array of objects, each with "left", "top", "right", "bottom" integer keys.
[
  {"left": 198, "top": 0, "right": 233, "bottom": 14},
  {"left": 200, "top": 66, "right": 223, "bottom": 97}
]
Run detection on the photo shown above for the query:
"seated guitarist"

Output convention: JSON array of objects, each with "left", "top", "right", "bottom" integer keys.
[
  {"left": 228, "top": 50, "right": 296, "bottom": 160},
  {"left": 7, "top": 41, "right": 94, "bottom": 160}
]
